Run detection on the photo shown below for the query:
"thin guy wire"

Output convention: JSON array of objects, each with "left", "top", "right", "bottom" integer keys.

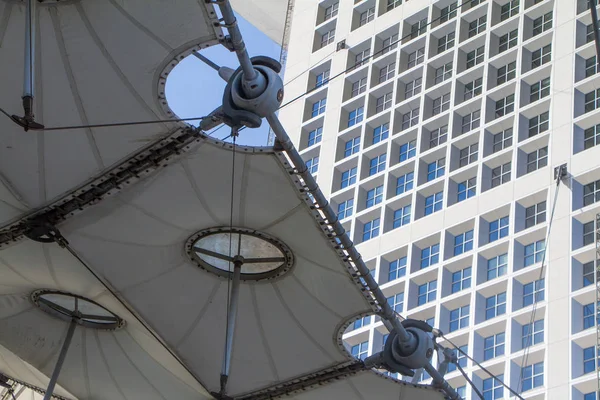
[
  {"left": 441, "top": 334, "right": 525, "bottom": 400},
  {"left": 516, "top": 178, "right": 562, "bottom": 395},
  {"left": 456, "top": 363, "right": 484, "bottom": 400},
  {"left": 61, "top": 244, "right": 206, "bottom": 391},
  {"left": 277, "top": 0, "right": 474, "bottom": 111}
]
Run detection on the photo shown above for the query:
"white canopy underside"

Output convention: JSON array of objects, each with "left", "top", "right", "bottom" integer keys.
[
  {"left": 0, "top": 1, "right": 445, "bottom": 399},
  {"left": 0, "top": 0, "right": 220, "bottom": 227},
  {"left": 230, "top": 0, "right": 290, "bottom": 45}
]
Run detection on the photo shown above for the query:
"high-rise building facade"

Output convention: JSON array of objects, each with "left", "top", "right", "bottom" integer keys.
[{"left": 279, "top": 0, "right": 600, "bottom": 398}]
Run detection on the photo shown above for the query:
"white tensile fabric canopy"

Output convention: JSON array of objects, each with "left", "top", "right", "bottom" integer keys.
[
  {"left": 0, "top": 1, "right": 448, "bottom": 399},
  {"left": 0, "top": 0, "right": 220, "bottom": 226}
]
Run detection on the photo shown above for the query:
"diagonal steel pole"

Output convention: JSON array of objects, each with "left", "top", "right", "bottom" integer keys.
[{"left": 43, "top": 318, "right": 77, "bottom": 400}]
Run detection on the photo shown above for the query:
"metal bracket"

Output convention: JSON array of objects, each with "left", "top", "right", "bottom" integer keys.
[
  {"left": 554, "top": 163, "right": 568, "bottom": 181},
  {"left": 24, "top": 220, "right": 68, "bottom": 247}
]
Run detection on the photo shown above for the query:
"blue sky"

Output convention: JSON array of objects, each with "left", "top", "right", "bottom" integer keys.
[{"left": 166, "top": 15, "right": 281, "bottom": 146}]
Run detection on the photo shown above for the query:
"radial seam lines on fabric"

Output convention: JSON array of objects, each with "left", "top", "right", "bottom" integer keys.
[
  {"left": 516, "top": 177, "right": 562, "bottom": 394},
  {"left": 60, "top": 244, "right": 209, "bottom": 392}
]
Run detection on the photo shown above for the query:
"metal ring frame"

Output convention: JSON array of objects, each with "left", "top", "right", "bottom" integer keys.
[
  {"left": 185, "top": 227, "right": 295, "bottom": 281},
  {"left": 31, "top": 289, "right": 125, "bottom": 330}
]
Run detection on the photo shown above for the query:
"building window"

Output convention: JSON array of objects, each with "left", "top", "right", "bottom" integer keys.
[
  {"left": 587, "top": 23, "right": 595, "bottom": 44},
  {"left": 369, "top": 153, "right": 387, "bottom": 176},
  {"left": 379, "top": 62, "right": 396, "bottom": 84},
  {"left": 324, "top": 2, "right": 339, "bottom": 21},
  {"left": 497, "top": 61, "right": 517, "bottom": 84},
  {"left": 311, "top": 98, "right": 327, "bottom": 117},
  {"left": 526, "top": 147, "right": 548, "bottom": 173},
  {"left": 307, "top": 127, "right": 322, "bottom": 147},
  {"left": 586, "top": 56, "right": 599, "bottom": 78},
  {"left": 375, "top": 92, "right": 393, "bottom": 114},
  {"left": 531, "top": 44, "right": 551, "bottom": 69},
  {"left": 359, "top": 7, "right": 375, "bottom": 27},
  {"left": 584, "top": 261, "right": 596, "bottom": 287},
  {"left": 454, "top": 230, "right": 474, "bottom": 256},
  {"left": 351, "top": 77, "right": 367, "bottom": 97},
  {"left": 483, "top": 332, "right": 505, "bottom": 361},
  {"left": 523, "top": 279, "right": 545, "bottom": 307},
  {"left": 584, "top": 346, "right": 599, "bottom": 374},
  {"left": 485, "top": 292, "right": 507, "bottom": 320},
  {"left": 462, "top": 110, "right": 481, "bottom": 133},
  {"left": 466, "top": 46, "right": 485, "bottom": 69},
  {"left": 434, "top": 62, "right": 453, "bottom": 84},
  {"left": 427, "top": 158, "right": 445, "bottom": 181},
  {"left": 382, "top": 33, "right": 399, "bottom": 54},
  {"left": 452, "top": 267, "right": 472, "bottom": 293},
  {"left": 306, "top": 156, "right": 319, "bottom": 174},
  {"left": 447, "top": 345, "right": 468, "bottom": 373},
  {"left": 407, "top": 48, "right": 425, "bottom": 68},
  {"left": 366, "top": 185, "right": 384, "bottom": 208},
  {"left": 429, "top": 125, "right": 448, "bottom": 148},
  {"left": 440, "top": 2, "right": 458, "bottom": 23},
  {"left": 493, "top": 129, "right": 513, "bottom": 153},
  {"left": 344, "top": 137, "right": 360, "bottom": 158},
  {"left": 499, "top": 29, "right": 518, "bottom": 53},
  {"left": 315, "top": 70, "right": 330, "bottom": 88},
  {"left": 387, "top": 0, "right": 402, "bottom": 12},
  {"left": 337, "top": 198, "right": 354, "bottom": 220},
  {"left": 489, "top": 217, "right": 509, "bottom": 242},
  {"left": 417, "top": 280, "right": 437, "bottom": 306},
  {"left": 458, "top": 178, "right": 477, "bottom": 202},
  {"left": 432, "top": 93, "right": 451, "bottom": 115},
  {"left": 584, "top": 303, "right": 598, "bottom": 329},
  {"left": 521, "top": 362, "right": 544, "bottom": 392},
  {"left": 352, "top": 315, "right": 371, "bottom": 330},
  {"left": 522, "top": 319, "right": 544, "bottom": 348},
  {"left": 525, "top": 201, "right": 546, "bottom": 229},
  {"left": 495, "top": 94, "right": 515, "bottom": 117},
  {"left": 348, "top": 107, "right": 364, "bottom": 127},
  {"left": 387, "top": 292, "right": 404, "bottom": 313},
  {"left": 491, "top": 162, "right": 511, "bottom": 188},
  {"left": 524, "top": 239, "right": 545, "bottom": 267},
  {"left": 584, "top": 221, "right": 595, "bottom": 246},
  {"left": 487, "top": 253, "right": 508, "bottom": 280},
  {"left": 465, "top": 77, "right": 483, "bottom": 100},
  {"left": 402, "top": 108, "right": 420, "bottom": 130},
  {"left": 405, "top": 77, "right": 422, "bottom": 98},
  {"left": 483, "top": 375, "right": 504, "bottom": 399},
  {"left": 459, "top": 144, "right": 478, "bottom": 167},
  {"left": 438, "top": 31, "right": 455, "bottom": 53},
  {"left": 354, "top": 48, "right": 371, "bottom": 68},
  {"left": 532, "top": 12, "right": 552, "bottom": 36},
  {"left": 321, "top": 29, "right": 336, "bottom": 48},
  {"left": 420, "top": 244, "right": 440, "bottom": 269},
  {"left": 340, "top": 167, "right": 357, "bottom": 189},
  {"left": 468, "top": 15, "right": 487, "bottom": 37},
  {"left": 410, "top": 18, "right": 428, "bottom": 39},
  {"left": 396, "top": 172, "right": 414, "bottom": 195},
  {"left": 500, "top": 0, "right": 519, "bottom": 21},
  {"left": 388, "top": 257, "right": 407, "bottom": 281},
  {"left": 585, "top": 89, "right": 600, "bottom": 113},
  {"left": 449, "top": 305, "right": 470, "bottom": 332},
  {"left": 530, "top": 78, "right": 550, "bottom": 103},
  {"left": 392, "top": 205, "right": 411, "bottom": 228},
  {"left": 584, "top": 180, "right": 600, "bottom": 206},
  {"left": 528, "top": 112, "right": 549, "bottom": 137},
  {"left": 399, "top": 140, "right": 416, "bottom": 162},
  {"left": 362, "top": 218, "right": 380, "bottom": 241},
  {"left": 351, "top": 341, "right": 369, "bottom": 360},
  {"left": 457, "top": 386, "right": 467, "bottom": 398},
  {"left": 373, "top": 123, "right": 389, "bottom": 144},
  {"left": 425, "top": 192, "right": 443, "bottom": 215},
  {"left": 584, "top": 393, "right": 597, "bottom": 400}
]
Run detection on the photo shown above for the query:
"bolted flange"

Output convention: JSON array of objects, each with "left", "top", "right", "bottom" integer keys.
[{"left": 381, "top": 319, "right": 435, "bottom": 374}]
